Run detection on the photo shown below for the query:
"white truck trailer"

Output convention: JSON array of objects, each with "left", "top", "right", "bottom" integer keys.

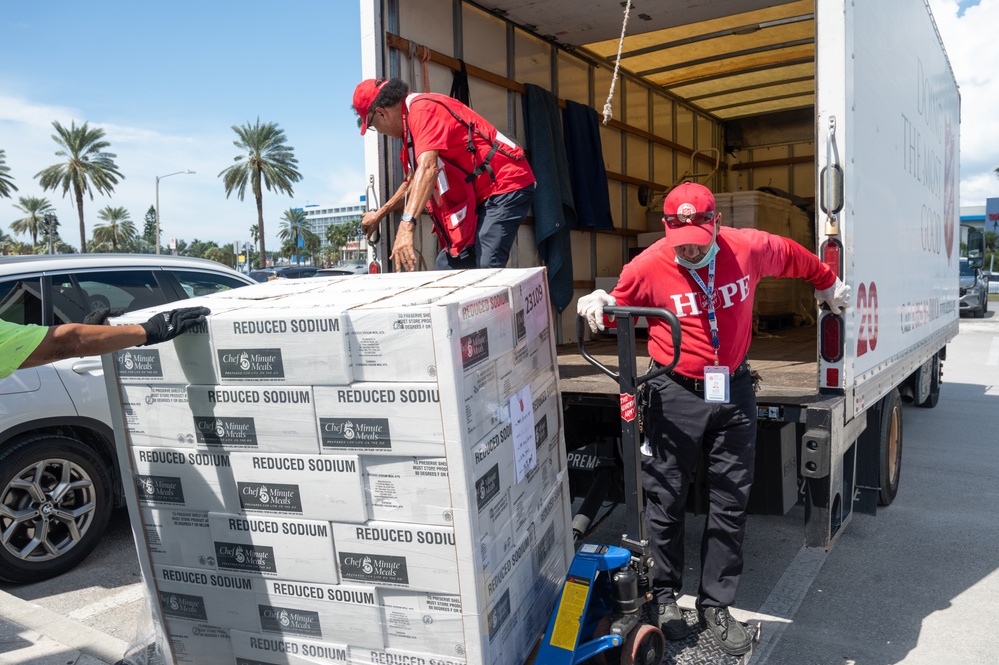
[{"left": 359, "top": 0, "right": 972, "bottom": 550}]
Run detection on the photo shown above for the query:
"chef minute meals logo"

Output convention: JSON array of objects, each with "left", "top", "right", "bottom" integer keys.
[
  {"left": 217, "top": 348, "right": 285, "bottom": 379},
  {"left": 115, "top": 349, "right": 163, "bottom": 377},
  {"left": 460, "top": 328, "right": 489, "bottom": 369}
]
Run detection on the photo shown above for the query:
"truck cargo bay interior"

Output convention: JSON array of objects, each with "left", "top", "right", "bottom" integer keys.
[{"left": 375, "top": 0, "right": 822, "bottom": 396}]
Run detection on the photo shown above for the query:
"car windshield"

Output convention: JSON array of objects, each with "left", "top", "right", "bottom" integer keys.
[{"left": 959, "top": 259, "right": 975, "bottom": 277}]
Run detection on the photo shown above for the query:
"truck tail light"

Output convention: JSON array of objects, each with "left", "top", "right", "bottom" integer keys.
[
  {"left": 820, "top": 313, "right": 844, "bottom": 362},
  {"left": 821, "top": 239, "right": 843, "bottom": 278}
]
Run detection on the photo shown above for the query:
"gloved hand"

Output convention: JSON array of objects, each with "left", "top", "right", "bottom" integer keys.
[
  {"left": 140, "top": 306, "right": 211, "bottom": 346},
  {"left": 83, "top": 307, "right": 125, "bottom": 326},
  {"left": 577, "top": 289, "right": 616, "bottom": 333},
  {"left": 815, "top": 277, "right": 851, "bottom": 314}
]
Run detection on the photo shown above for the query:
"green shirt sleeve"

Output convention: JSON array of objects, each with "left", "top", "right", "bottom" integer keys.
[{"left": 0, "top": 319, "right": 49, "bottom": 379}]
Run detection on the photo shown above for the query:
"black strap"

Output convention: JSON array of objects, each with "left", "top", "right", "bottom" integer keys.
[
  {"left": 449, "top": 60, "right": 471, "bottom": 106},
  {"left": 409, "top": 96, "right": 523, "bottom": 184}
]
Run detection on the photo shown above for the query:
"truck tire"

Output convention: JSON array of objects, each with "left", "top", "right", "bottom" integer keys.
[
  {"left": 0, "top": 435, "right": 114, "bottom": 584},
  {"left": 913, "top": 354, "right": 941, "bottom": 409},
  {"left": 878, "top": 389, "right": 903, "bottom": 507}
]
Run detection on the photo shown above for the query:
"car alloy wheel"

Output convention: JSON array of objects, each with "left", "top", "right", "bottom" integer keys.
[{"left": 0, "top": 436, "right": 113, "bottom": 583}]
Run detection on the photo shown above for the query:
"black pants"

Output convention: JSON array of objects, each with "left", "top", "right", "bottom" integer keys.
[{"left": 641, "top": 370, "right": 757, "bottom": 609}]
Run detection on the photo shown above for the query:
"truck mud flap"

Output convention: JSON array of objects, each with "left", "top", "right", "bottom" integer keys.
[{"left": 799, "top": 396, "right": 867, "bottom": 549}]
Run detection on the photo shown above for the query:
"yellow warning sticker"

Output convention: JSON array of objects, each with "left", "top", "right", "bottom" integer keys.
[{"left": 549, "top": 576, "right": 591, "bottom": 651}]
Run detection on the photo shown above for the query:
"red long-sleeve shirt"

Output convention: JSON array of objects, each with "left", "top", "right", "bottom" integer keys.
[{"left": 611, "top": 226, "right": 836, "bottom": 378}]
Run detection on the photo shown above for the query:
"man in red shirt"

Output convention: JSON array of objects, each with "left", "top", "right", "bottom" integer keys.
[
  {"left": 578, "top": 182, "right": 849, "bottom": 655},
  {"left": 353, "top": 78, "right": 536, "bottom": 272}
]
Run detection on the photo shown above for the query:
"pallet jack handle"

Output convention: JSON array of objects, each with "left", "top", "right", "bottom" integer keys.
[{"left": 575, "top": 307, "right": 681, "bottom": 559}]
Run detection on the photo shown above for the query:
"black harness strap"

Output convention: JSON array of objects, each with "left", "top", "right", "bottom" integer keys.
[{"left": 410, "top": 96, "right": 523, "bottom": 183}]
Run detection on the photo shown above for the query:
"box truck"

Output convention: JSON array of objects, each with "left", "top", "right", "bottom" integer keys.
[{"left": 359, "top": 0, "right": 973, "bottom": 550}]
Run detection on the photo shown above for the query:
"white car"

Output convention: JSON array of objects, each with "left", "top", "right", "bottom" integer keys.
[{"left": 0, "top": 254, "right": 254, "bottom": 583}]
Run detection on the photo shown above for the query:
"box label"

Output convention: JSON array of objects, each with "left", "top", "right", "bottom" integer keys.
[
  {"left": 115, "top": 349, "right": 163, "bottom": 378},
  {"left": 215, "top": 541, "right": 278, "bottom": 574},
  {"left": 217, "top": 349, "right": 285, "bottom": 379},
  {"left": 195, "top": 416, "right": 259, "bottom": 446},
  {"left": 258, "top": 604, "right": 323, "bottom": 638},
  {"left": 319, "top": 418, "right": 391, "bottom": 450},
  {"left": 487, "top": 588, "right": 512, "bottom": 642},
  {"left": 338, "top": 552, "right": 409, "bottom": 586},
  {"left": 460, "top": 328, "right": 490, "bottom": 369},
  {"left": 159, "top": 590, "right": 208, "bottom": 622},
  {"left": 237, "top": 482, "right": 303, "bottom": 513},
  {"left": 475, "top": 464, "right": 501, "bottom": 513},
  {"left": 136, "top": 475, "right": 185, "bottom": 505}
]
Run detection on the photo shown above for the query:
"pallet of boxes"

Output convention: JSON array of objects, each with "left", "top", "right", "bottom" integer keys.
[
  {"left": 713, "top": 190, "right": 816, "bottom": 330},
  {"left": 104, "top": 267, "right": 573, "bottom": 665}
]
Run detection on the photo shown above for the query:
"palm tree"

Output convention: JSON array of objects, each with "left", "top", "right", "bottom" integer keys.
[
  {"left": 35, "top": 121, "right": 124, "bottom": 253},
  {"left": 219, "top": 119, "right": 302, "bottom": 269},
  {"left": 0, "top": 228, "right": 14, "bottom": 255},
  {"left": 278, "top": 208, "right": 317, "bottom": 264},
  {"left": 11, "top": 196, "right": 55, "bottom": 247},
  {"left": 93, "top": 206, "right": 137, "bottom": 251},
  {"left": 326, "top": 220, "right": 361, "bottom": 262},
  {"left": 185, "top": 239, "right": 217, "bottom": 258},
  {"left": 0, "top": 149, "right": 18, "bottom": 199}
]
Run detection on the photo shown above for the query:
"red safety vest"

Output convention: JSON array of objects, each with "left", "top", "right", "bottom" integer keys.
[{"left": 403, "top": 94, "right": 526, "bottom": 257}]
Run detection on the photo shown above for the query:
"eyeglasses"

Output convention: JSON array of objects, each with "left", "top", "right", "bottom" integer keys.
[{"left": 663, "top": 211, "right": 716, "bottom": 228}]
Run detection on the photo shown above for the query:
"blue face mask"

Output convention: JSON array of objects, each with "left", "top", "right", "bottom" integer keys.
[{"left": 675, "top": 241, "right": 719, "bottom": 270}]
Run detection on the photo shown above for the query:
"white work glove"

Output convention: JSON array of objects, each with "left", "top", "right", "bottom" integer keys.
[
  {"left": 815, "top": 277, "right": 851, "bottom": 314},
  {"left": 577, "top": 289, "right": 616, "bottom": 333}
]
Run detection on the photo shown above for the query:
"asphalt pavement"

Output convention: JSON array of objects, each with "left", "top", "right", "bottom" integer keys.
[{"left": 1, "top": 314, "right": 997, "bottom": 665}]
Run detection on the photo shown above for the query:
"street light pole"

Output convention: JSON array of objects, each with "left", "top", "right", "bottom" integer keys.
[{"left": 155, "top": 170, "right": 195, "bottom": 254}]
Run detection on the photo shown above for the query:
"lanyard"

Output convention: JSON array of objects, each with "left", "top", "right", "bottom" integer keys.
[{"left": 686, "top": 258, "right": 721, "bottom": 366}]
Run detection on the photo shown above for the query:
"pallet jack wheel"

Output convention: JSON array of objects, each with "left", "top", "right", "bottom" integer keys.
[{"left": 621, "top": 623, "right": 665, "bottom": 665}]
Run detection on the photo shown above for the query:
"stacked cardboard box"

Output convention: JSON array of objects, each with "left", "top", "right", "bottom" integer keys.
[
  {"left": 715, "top": 190, "right": 815, "bottom": 319},
  {"left": 109, "top": 268, "right": 573, "bottom": 665}
]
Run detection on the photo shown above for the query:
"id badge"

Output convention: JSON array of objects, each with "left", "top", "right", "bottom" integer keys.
[{"left": 703, "top": 365, "right": 730, "bottom": 403}]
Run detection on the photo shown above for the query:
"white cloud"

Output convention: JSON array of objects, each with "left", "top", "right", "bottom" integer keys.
[
  {"left": 1, "top": 93, "right": 358, "bottom": 252},
  {"left": 928, "top": 0, "right": 999, "bottom": 206}
]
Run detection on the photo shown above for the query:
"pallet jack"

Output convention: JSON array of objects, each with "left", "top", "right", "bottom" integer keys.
[{"left": 536, "top": 307, "right": 761, "bottom": 665}]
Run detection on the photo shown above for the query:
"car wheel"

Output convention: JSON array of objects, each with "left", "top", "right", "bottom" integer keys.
[
  {"left": 0, "top": 435, "right": 114, "bottom": 584},
  {"left": 88, "top": 294, "right": 111, "bottom": 312}
]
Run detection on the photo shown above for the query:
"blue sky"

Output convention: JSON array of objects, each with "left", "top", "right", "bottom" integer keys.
[
  {"left": 0, "top": 2, "right": 365, "bottom": 251},
  {"left": 2, "top": 1, "right": 997, "bottom": 253}
]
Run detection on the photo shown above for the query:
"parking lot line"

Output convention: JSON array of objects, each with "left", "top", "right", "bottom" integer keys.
[{"left": 67, "top": 584, "right": 146, "bottom": 621}]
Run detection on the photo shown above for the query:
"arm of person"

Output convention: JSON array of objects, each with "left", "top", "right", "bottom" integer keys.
[
  {"left": 360, "top": 180, "right": 409, "bottom": 237},
  {"left": 19, "top": 324, "right": 148, "bottom": 369},
  {"left": 759, "top": 233, "right": 850, "bottom": 312},
  {"left": 391, "top": 149, "right": 440, "bottom": 272},
  {"left": 18, "top": 306, "right": 211, "bottom": 370}
]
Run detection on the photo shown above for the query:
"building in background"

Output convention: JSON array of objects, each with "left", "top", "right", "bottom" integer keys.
[{"left": 301, "top": 203, "right": 365, "bottom": 242}]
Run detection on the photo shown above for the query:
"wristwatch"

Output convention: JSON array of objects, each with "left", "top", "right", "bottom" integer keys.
[{"left": 400, "top": 212, "right": 416, "bottom": 224}]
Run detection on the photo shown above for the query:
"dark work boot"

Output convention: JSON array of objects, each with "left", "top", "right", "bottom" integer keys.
[
  {"left": 656, "top": 600, "right": 689, "bottom": 640},
  {"left": 699, "top": 607, "right": 753, "bottom": 656}
]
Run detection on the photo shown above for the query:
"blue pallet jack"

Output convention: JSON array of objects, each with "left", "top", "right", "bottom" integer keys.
[{"left": 536, "top": 307, "right": 760, "bottom": 665}]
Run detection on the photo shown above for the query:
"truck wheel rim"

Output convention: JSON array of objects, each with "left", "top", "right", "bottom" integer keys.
[{"left": 0, "top": 459, "right": 97, "bottom": 563}]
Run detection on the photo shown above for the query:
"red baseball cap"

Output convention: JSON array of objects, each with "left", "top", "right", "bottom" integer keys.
[
  {"left": 353, "top": 79, "right": 388, "bottom": 135},
  {"left": 662, "top": 182, "right": 717, "bottom": 247}
]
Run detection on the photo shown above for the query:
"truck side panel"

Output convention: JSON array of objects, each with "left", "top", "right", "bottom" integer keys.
[{"left": 816, "top": 0, "right": 960, "bottom": 418}]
